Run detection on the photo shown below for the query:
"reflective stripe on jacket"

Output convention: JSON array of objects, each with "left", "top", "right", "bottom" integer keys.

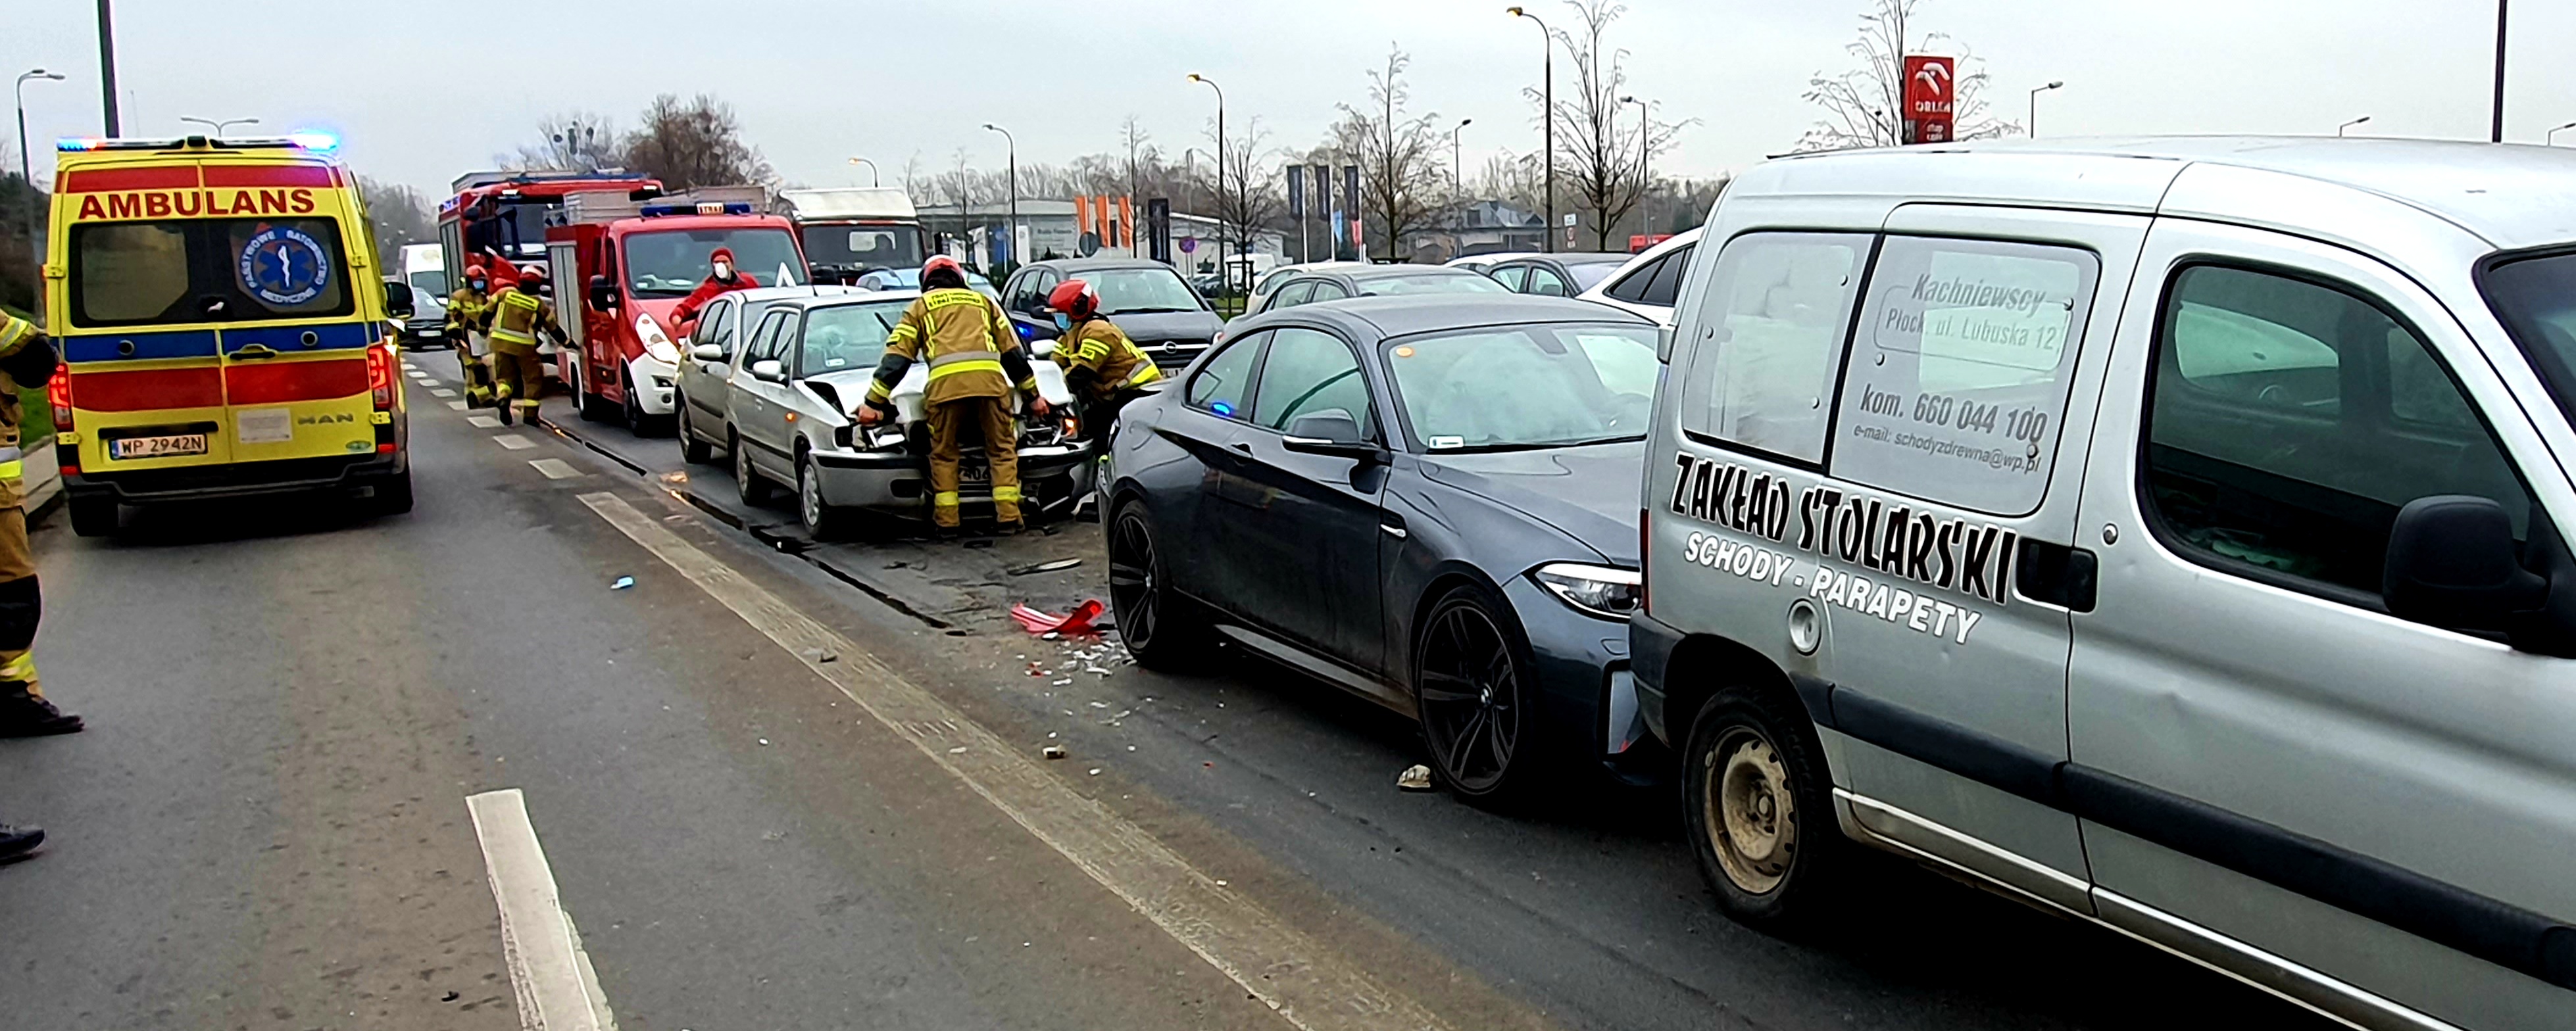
[
  {"left": 485, "top": 287, "right": 559, "bottom": 354},
  {"left": 0, "top": 312, "right": 59, "bottom": 503},
  {"left": 1053, "top": 318, "right": 1161, "bottom": 401},
  {"left": 866, "top": 288, "right": 1040, "bottom": 409}
]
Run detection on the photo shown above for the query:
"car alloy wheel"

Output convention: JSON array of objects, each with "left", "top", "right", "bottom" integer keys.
[
  {"left": 1106, "top": 502, "right": 1204, "bottom": 669},
  {"left": 678, "top": 395, "right": 713, "bottom": 464},
  {"left": 1706, "top": 726, "right": 1795, "bottom": 894},
  {"left": 797, "top": 457, "right": 850, "bottom": 540},
  {"left": 1414, "top": 590, "right": 1525, "bottom": 798},
  {"left": 733, "top": 429, "right": 766, "bottom": 504}
]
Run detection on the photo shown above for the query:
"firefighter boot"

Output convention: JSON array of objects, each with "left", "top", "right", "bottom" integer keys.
[
  {"left": 0, "top": 682, "right": 82, "bottom": 737},
  {"left": 0, "top": 823, "right": 40, "bottom": 862}
]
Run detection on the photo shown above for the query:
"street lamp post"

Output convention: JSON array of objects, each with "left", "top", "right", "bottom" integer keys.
[
  {"left": 178, "top": 116, "right": 257, "bottom": 137},
  {"left": 983, "top": 124, "right": 1018, "bottom": 272},
  {"left": 1189, "top": 74, "right": 1226, "bottom": 294},
  {"left": 2492, "top": 0, "right": 2508, "bottom": 143},
  {"left": 1621, "top": 95, "right": 1648, "bottom": 241},
  {"left": 2550, "top": 121, "right": 2576, "bottom": 146},
  {"left": 1181, "top": 148, "right": 1199, "bottom": 268},
  {"left": 846, "top": 157, "right": 879, "bottom": 187},
  {"left": 1450, "top": 118, "right": 1472, "bottom": 260},
  {"left": 16, "top": 69, "right": 66, "bottom": 274},
  {"left": 2028, "top": 81, "right": 2063, "bottom": 139},
  {"left": 94, "top": 0, "right": 119, "bottom": 135},
  {"left": 2338, "top": 115, "right": 2372, "bottom": 137},
  {"left": 1509, "top": 7, "right": 1554, "bottom": 252}
]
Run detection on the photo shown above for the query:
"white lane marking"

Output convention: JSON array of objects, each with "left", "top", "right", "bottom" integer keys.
[
  {"left": 579, "top": 492, "right": 1456, "bottom": 1031},
  {"left": 466, "top": 789, "right": 620, "bottom": 1031},
  {"left": 495, "top": 435, "right": 537, "bottom": 450},
  {"left": 447, "top": 400, "right": 471, "bottom": 411},
  {"left": 530, "top": 458, "right": 582, "bottom": 479},
  {"left": 432, "top": 389, "right": 459, "bottom": 398},
  {"left": 469, "top": 415, "right": 505, "bottom": 429}
]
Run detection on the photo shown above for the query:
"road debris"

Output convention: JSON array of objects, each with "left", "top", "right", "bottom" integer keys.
[
  {"left": 609, "top": 575, "right": 635, "bottom": 590},
  {"left": 801, "top": 647, "right": 839, "bottom": 663},
  {"left": 758, "top": 738, "right": 772, "bottom": 746},
  {"left": 1006, "top": 557, "right": 1084, "bottom": 576},
  {"left": 1042, "top": 745, "right": 1067, "bottom": 759},
  {"left": 1397, "top": 764, "right": 1435, "bottom": 791},
  {"left": 1012, "top": 599, "right": 1104, "bottom": 636}
]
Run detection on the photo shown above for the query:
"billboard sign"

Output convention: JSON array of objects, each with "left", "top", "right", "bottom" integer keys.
[{"left": 1902, "top": 55, "right": 1955, "bottom": 144}]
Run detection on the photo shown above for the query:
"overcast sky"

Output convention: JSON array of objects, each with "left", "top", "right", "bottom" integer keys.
[{"left": 7, "top": 0, "right": 2573, "bottom": 201}]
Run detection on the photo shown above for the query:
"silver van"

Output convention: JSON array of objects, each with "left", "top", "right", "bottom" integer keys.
[{"left": 1632, "top": 137, "right": 2576, "bottom": 1030}]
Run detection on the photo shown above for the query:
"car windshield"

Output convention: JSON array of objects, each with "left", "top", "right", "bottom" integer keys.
[
  {"left": 2483, "top": 251, "right": 2576, "bottom": 427},
  {"left": 1356, "top": 272, "right": 1510, "bottom": 297},
  {"left": 1566, "top": 260, "right": 1625, "bottom": 291},
  {"left": 622, "top": 228, "right": 805, "bottom": 298},
  {"left": 409, "top": 270, "right": 449, "bottom": 297},
  {"left": 1384, "top": 323, "right": 1659, "bottom": 450},
  {"left": 1090, "top": 267, "right": 1205, "bottom": 314},
  {"left": 801, "top": 224, "right": 924, "bottom": 272},
  {"left": 798, "top": 300, "right": 913, "bottom": 377}
]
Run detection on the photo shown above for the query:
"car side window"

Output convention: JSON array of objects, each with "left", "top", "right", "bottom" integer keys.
[
  {"left": 1252, "top": 327, "right": 1375, "bottom": 438},
  {"left": 2144, "top": 264, "right": 2533, "bottom": 598},
  {"left": 1308, "top": 281, "right": 1350, "bottom": 302},
  {"left": 1028, "top": 271, "right": 1059, "bottom": 314},
  {"left": 1827, "top": 235, "right": 2100, "bottom": 516},
  {"left": 1639, "top": 245, "right": 1696, "bottom": 306},
  {"left": 1186, "top": 331, "right": 1264, "bottom": 420},
  {"left": 1676, "top": 232, "right": 1870, "bottom": 464},
  {"left": 744, "top": 310, "right": 793, "bottom": 369},
  {"left": 1269, "top": 281, "right": 1315, "bottom": 311},
  {"left": 1489, "top": 265, "right": 1530, "bottom": 291},
  {"left": 697, "top": 299, "right": 735, "bottom": 356},
  {"left": 1525, "top": 266, "right": 1570, "bottom": 297},
  {"left": 1604, "top": 254, "right": 1666, "bottom": 302}
]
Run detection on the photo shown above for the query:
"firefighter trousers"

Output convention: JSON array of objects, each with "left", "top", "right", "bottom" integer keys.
[
  {"left": 456, "top": 343, "right": 496, "bottom": 406},
  {"left": 489, "top": 348, "right": 545, "bottom": 421},
  {"left": 926, "top": 397, "right": 1021, "bottom": 528},
  {"left": 0, "top": 509, "right": 43, "bottom": 704}
]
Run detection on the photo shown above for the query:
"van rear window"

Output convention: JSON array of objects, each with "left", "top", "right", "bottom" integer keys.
[{"left": 70, "top": 217, "right": 354, "bottom": 329}]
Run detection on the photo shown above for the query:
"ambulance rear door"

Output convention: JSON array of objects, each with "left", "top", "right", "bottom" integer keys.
[{"left": 205, "top": 165, "right": 379, "bottom": 464}]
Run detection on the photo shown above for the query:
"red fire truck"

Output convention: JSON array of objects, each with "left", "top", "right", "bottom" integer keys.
[
  {"left": 436, "top": 169, "right": 660, "bottom": 287},
  {"left": 545, "top": 187, "right": 808, "bottom": 430}
]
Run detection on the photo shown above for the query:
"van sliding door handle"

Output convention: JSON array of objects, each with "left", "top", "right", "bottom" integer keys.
[{"left": 2016, "top": 537, "right": 2097, "bottom": 612}]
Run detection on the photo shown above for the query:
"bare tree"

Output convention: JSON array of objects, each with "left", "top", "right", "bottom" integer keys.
[
  {"left": 1118, "top": 116, "right": 1157, "bottom": 203},
  {"left": 1545, "top": 1, "right": 1687, "bottom": 252},
  {"left": 1329, "top": 46, "right": 1447, "bottom": 261},
  {"left": 1202, "top": 118, "right": 1282, "bottom": 266},
  {"left": 619, "top": 94, "right": 774, "bottom": 191},
  {"left": 504, "top": 112, "right": 622, "bottom": 172},
  {"left": 1796, "top": 0, "right": 2013, "bottom": 151},
  {"left": 355, "top": 176, "right": 435, "bottom": 262}
]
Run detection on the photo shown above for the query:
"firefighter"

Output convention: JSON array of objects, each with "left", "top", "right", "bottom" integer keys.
[
  {"left": 447, "top": 263, "right": 497, "bottom": 407},
  {"left": 1044, "top": 279, "right": 1163, "bottom": 441},
  {"left": 670, "top": 246, "right": 758, "bottom": 338},
  {"left": 0, "top": 312, "right": 80, "bottom": 740},
  {"left": 855, "top": 256, "right": 1051, "bottom": 536},
  {"left": 484, "top": 264, "right": 567, "bottom": 427}
]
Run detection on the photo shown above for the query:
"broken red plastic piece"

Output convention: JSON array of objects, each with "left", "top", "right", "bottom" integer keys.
[{"left": 1012, "top": 599, "right": 1104, "bottom": 636}]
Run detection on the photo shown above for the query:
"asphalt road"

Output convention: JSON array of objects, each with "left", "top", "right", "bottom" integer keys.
[{"left": 0, "top": 354, "right": 2337, "bottom": 1031}]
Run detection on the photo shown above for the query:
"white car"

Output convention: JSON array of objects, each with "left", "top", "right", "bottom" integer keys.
[
  {"left": 720, "top": 291, "right": 1093, "bottom": 537},
  {"left": 675, "top": 285, "right": 862, "bottom": 464},
  {"left": 1244, "top": 260, "right": 1370, "bottom": 318},
  {"left": 1442, "top": 251, "right": 1539, "bottom": 274},
  {"left": 1577, "top": 228, "right": 1700, "bottom": 324}
]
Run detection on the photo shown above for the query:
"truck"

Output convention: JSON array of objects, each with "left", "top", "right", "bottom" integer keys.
[
  {"left": 391, "top": 243, "right": 448, "bottom": 349},
  {"left": 436, "top": 169, "right": 658, "bottom": 284},
  {"left": 545, "top": 187, "right": 808, "bottom": 431},
  {"left": 772, "top": 187, "right": 926, "bottom": 285}
]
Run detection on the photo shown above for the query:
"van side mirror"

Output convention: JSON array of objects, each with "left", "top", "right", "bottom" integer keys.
[
  {"left": 588, "top": 274, "right": 618, "bottom": 312},
  {"left": 383, "top": 280, "right": 416, "bottom": 319},
  {"left": 2383, "top": 495, "right": 2548, "bottom": 631},
  {"left": 1281, "top": 410, "right": 1384, "bottom": 462}
]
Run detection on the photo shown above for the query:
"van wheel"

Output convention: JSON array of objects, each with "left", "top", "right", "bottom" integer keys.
[
  {"left": 678, "top": 396, "right": 714, "bottom": 464},
  {"left": 621, "top": 369, "right": 647, "bottom": 433},
  {"left": 1683, "top": 687, "right": 1850, "bottom": 931},
  {"left": 733, "top": 429, "right": 771, "bottom": 505},
  {"left": 797, "top": 454, "right": 851, "bottom": 540},
  {"left": 1107, "top": 500, "right": 1205, "bottom": 670},
  {"left": 1412, "top": 585, "right": 1541, "bottom": 804},
  {"left": 373, "top": 471, "right": 414, "bottom": 516},
  {"left": 66, "top": 495, "right": 116, "bottom": 538}
]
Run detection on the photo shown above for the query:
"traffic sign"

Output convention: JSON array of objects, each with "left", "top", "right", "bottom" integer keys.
[{"left": 1179, "top": 236, "right": 1198, "bottom": 254}]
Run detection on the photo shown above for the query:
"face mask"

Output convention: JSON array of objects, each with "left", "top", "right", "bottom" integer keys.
[
  {"left": 470, "top": 279, "right": 487, "bottom": 291},
  {"left": 1052, "top": 313, "right": 1072, "bottom": 331},
  {"left": 712, "top": 262, "right": 733, "bottom": 280}
]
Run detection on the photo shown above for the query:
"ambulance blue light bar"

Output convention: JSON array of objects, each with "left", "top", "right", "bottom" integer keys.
[
  {"left": 58, "top": 133, "right": 340, "bottom": 153},
  {"left": 641, "top": 201, "right": 753, "bottom": 217}
]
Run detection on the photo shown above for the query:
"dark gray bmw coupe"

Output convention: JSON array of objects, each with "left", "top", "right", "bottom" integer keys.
[{"left": 1100, "top": 294, "right": 1662, "bottom": 802}]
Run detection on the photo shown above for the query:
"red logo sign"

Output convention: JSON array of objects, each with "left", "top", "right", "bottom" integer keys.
[{"left": 1902, "top": 55, "right": 1955, "bottom": 145}]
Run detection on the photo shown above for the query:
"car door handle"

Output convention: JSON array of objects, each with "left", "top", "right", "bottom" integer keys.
[
  {"left": 1381, "top": 524, "right": 1407, "bottom": 539},
  {"left": 1229, "top": 440, "right": 1254, "bottom": 455}
]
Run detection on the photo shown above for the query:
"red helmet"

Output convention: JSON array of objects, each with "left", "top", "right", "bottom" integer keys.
[
  {"left": 520, "top": 264, "right": 547, "bottom": 281},
  {"left": 921, "top": 254, "right": 967, "bottom": 289},
  {"left": 1047, "top": 279, "right": 1099, "bottom": 320},
  {"left": 465, "top": 262, "right": 487, "bottom": 279}
]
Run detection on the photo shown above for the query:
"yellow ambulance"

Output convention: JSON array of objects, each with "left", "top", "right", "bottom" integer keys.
[{"left": 45, "top": 132, "right": 412, "bottom": 536}]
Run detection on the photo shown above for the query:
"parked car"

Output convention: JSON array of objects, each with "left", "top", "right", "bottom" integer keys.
[
  {"left": 1477, "top": 252, "right": 1631, "bottom": 298},
  {"left": 1101, "top": 295, "right": 1662, "bottom": 802},
  {"left": 675, "top": 285, "right": 862, "bottom": 465},
  {"left": 1579, "top": 228, "right": 1698, "bottom": 324},
  {"left": 1249, "top": 260, "right": 1371, "bottom": 315},
  {"left": 1001, "top": 257, "right": 1224, "bottom": 370},
  {"left": 395, "top": 242, "right": 451, "bottom": 350},
  {"left": 1633, "top": 137, "right": 2576, "bottom": 1031},
  {"left": 1443, "top": 252, "right": 1538, "bottom": 274},
  {"left": 721, "top": 292, "right": 1092, "bottom": 537},
  {"left": 1249, "top": 264, "right": 1510, "bottom": 317}
]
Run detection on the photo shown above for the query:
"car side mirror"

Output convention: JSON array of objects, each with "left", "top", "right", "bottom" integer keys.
[
  {"left": 587, "top": 274, "right": 618, "bottom": 311},
  {"left": 383, "top": 280, "right": 415, "bottom": 319},
  {"left": 691, "top": 343, "right": 726, "bottom": 362},
  {"left": 750, "top": 359, "right": 788, "bottom": 383},
  {"left": 2383, "top": 495, "right": 2549, "bottom": 631},
  {"left": 1281, "top": 410, "right": 1383, "bottom": 462}
]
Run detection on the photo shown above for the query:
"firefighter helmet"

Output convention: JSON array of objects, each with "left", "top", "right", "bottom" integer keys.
[
  {"left": 1047, "top": 279, "right": 1099, "bottom": 320},
  {"left": 921, "top": 254, "right": 966, "bottom": 290}
]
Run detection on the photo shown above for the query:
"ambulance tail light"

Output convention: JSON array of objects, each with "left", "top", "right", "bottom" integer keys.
[
  {"left": 366, "top": 346, "right": 395, "bottom": 410},
  {"left": 47, "top": 362, "right": 72, "bottom": 430}
]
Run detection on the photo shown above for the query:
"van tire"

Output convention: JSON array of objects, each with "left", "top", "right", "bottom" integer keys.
[
  {"left": 66, "top": 495, "right": 116, "bottom": 538},
  {"left": 372, "top": 472, "right": 414, "bottom": 516},
  {"left": 573, "top": 361, "right": 615, "bottom": 423},
  {"left": 1682, "top": 686, "right": 1851, "bottom": 932}
]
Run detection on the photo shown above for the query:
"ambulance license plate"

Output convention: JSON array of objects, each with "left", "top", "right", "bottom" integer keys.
[{"left": 109, "top": 433, "right": 209, "bottom": 460}]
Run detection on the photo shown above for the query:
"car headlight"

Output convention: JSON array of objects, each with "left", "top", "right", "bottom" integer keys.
[
  {"left": 636, "top": 314, "right": 680, "bottom": 364},
  {"left": 1531, "top": 562, "right": 1642, "bottom": 621}
]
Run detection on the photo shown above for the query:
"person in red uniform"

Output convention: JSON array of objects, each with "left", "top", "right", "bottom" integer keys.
[{"left": 670, "top": 247, "right": 759, "bottom": 337}]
